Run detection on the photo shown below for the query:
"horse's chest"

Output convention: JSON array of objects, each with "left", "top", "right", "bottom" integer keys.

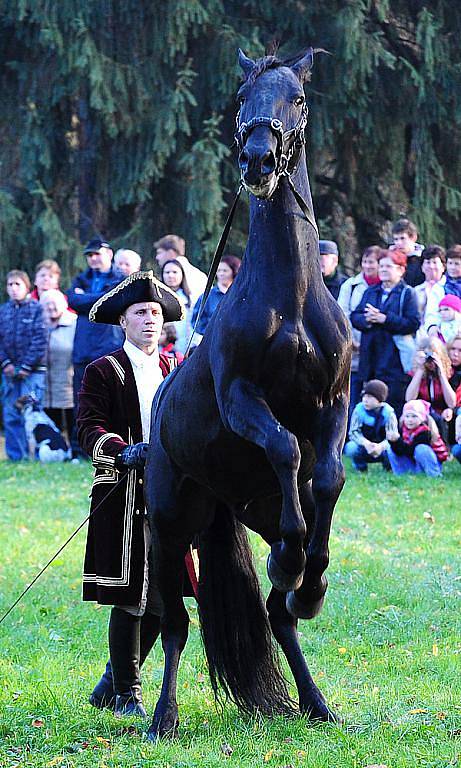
[{"left": 260, "top": 326, "right": 323, "bottom": 393}]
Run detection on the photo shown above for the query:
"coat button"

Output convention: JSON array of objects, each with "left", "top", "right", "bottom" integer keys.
[
  {"left": 135, "top": 509, "right": 140, "bottom": 515},
  {"left": 138, "top": 478, "right": 143, "bottom": 485}
]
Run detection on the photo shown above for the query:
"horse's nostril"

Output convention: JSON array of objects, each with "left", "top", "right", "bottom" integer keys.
[{"left": 261, "top": 151, "right": 276, "bottom": 176}]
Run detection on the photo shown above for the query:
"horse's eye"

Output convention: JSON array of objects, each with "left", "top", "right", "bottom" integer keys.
[{"left": 294, "top": 96, "right": 305, "bottom": 107}]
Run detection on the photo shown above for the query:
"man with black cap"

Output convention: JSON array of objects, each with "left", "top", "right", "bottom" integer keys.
[
  {"left": 77, "top": 270, "right": 198, "bottom": 717},
  {"left": 68, "top": 238, "right": 125, "bottom": 455},
  {"left": 319, "top": 239, "right": 347, "bottom": 300}
]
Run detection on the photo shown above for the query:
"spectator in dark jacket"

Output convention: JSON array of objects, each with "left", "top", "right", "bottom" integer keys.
[
  {"left": 67, "top": 238, "right": 124, "bottom": 456},
  {"left": 391, "top": 217, "right": 425, "bottom": 287},
  {"left": 0, "top": 270, "right": 47, "bottom": 460},
  {"left": 319, "top": 240, "right": 347, "bottom": 300},
  {"left": 191, "top": 254, "right": 242, "bottom": 339},
  {"left": 351, "top": 249, "right": 420, "bottom": 417}
]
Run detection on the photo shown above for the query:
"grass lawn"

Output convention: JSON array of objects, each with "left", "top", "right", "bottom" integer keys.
[{"left": 0, "top": 459, "right": 460, "bottom": 768}]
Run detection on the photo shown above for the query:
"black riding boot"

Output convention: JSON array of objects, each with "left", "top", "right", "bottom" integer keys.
[
  {"left": 109, "top": 607, "right": 146, "bottom": 717},
  {"left": 89, "top": 611, "right": 161, "bottom": 713}
]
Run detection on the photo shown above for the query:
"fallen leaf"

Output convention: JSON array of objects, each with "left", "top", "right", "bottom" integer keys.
[
  {"left": 435, "top": 711, "right": 447, "bottom": 720},
  {"left": 423, "top": 511, "right": 435, "bottom": 523},
  {"left": 283, "top": 737, "right": 293, "bottom": 743},
  {"left": 363, "top": 764, "right": 388, "bottom": 768},
  {"left": 264, "top": 748, "right": 274, "bottom": 761},
  {"left": 95, "top": 736, "right": 110, "bottom": 748},
  {"left": 12, "top": 691, "right": 21, "bottom": 701},
  {"left": 46, "top": 757, "right": 64, "bottom": 767},
  {"left": 31, "top": 718, "right": 45, "bottom": 727},
  {"left": 432, "top": 644, "right": 439, "bottom": 656},
  {"left": 221, "top": 743, "right": 233, "bottom": 756},
  {"left": 338, "top": 647, "right": 347, "bottom": 654},
  {"left": 408, "top": 708, "right": 427, "bottom": 715}
]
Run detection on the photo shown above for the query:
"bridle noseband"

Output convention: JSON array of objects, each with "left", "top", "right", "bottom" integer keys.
[{"left": 234, "top": 103, "right": 309, "bottom": 180}]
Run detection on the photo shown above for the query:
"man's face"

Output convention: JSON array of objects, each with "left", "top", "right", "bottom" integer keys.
[
  {"left": 320, "top": 252, "right": 338, "bottom": 277},
  {"left": 447, "top": 257, "right": 461, "bottom": 279},
  {"left": 156, "top": 248, "right": 178, "bottom": 267},
  {"left": 87, "top": 247, "right": 113, "bottom": 272},
  {"left": 422, "top": 257, "right": 445, "bottom": 284},
  {"left": 392, "top": 231, "right": 417, "bottom": 255},
  {"left": 7, "top": 278, "right": 28, "bottom": 302},
  {"left": 120, "top": 302, "right": 164, "bottom": 351}
]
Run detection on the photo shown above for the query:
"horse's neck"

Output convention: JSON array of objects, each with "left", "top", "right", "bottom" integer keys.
[{"left": 247, "top": 150, "right": 319, "bottom": 285}]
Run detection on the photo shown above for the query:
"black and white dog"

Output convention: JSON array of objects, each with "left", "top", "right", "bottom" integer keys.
[{"left": 15, "top": 395, "right": 72, "bottom": 462}]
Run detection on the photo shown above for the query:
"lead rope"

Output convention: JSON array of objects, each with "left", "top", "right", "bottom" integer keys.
[
  {"left": 183, "top": 183, "right": 244, "bottom": 357},
  {"left": 0, "top": 470, "right": 130, "bottom": 626}
]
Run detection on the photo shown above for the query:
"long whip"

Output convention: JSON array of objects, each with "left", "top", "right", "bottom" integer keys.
[{"left": 0, "top": 470, "right": 129, "bottom": 626}]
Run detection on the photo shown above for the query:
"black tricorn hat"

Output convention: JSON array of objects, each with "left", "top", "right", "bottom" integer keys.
[{"left": 89, "top": 270, "right": 185, "bottom": 325}]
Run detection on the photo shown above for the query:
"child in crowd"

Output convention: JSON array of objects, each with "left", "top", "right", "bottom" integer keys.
[
  {"left": 437, "top": 295, "right": 461, "bottom": 344},
  {"left": 158, "top": 322, "right": 184, "bottom": 363},
  {"left": 0, "top": 270, "right": 47, "bottom": 460},
  {"left": 391, "top": 218, "right": 424, "bottom": 286},
  {"left": 426, "top": 244, "right": 461, "bottom": 334},
  {"left": 344, "top": 379, "right": 398, "bottom": 471},
  {"left": 386, "top": 399, "right": 448, "bottom": 477}
]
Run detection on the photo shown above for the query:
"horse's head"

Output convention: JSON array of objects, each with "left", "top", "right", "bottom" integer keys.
[{"left": 235, "top": 48, "right": 314, "bottom": 198}]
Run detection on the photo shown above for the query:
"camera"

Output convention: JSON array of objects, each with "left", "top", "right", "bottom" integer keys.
[{"left": 424, "top": 352, "right": 434, "bottom": 363}]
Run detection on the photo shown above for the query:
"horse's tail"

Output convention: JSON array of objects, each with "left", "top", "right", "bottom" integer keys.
[{"left": 198, "top": 504, "right": 295, "bottom": 716}]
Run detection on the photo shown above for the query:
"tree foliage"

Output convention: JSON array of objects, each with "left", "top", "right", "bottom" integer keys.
[{"left": 1, "top": 0, "right": 460, "bottom": 285}]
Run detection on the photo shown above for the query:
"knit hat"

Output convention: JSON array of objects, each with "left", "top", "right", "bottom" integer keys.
[
  {"left": 402, "top": 399, "right": 430, "bottom": 421},
  {"left": 439, "top": 294, "right": 461, "bottom": 313},
  {"left": 89, "top": 270, "right": 185, "bottom": 325},
  {"left": 361, "top": 379, "right": 388, "bottom": 403}
]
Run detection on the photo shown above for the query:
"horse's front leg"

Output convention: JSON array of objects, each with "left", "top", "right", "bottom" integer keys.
[
  {"left": 287, "top": 395, "right": 347, "bottom": 620},
  {"left": 221, "top": 377, "right": 306, "bottom": 591},
  {"left": 145, "top": 532, "right": 189, "bottom": 740}
]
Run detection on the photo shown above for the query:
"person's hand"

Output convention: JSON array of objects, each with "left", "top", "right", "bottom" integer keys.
[
  {"left": 74, "top": 287, "right": 85, "bottom": 294},
  {"left": 116, "top": 442, "right": 149, "bottom": 470},
  {"left": 2, "top": 364, "right": 15, "bottom": 378},
  {"left": 363, "top": 440, "right": 376, "bottom": 455},
  {"left": 442, "top": 408, "right": 453, "bottom": 422},
  {"left": 427, "top": 326, "right": 439, "bottom": 338},
  {"left": 386, "top": 430, "right": 400, "bottom": 442},
  {"left": 16, "top": 369, "right": 29, "bottom": 380},
  {"left": 364, "top": 303, "right": 386, "bottom": 324},
  {"left": 414, "top": 351, "right": 427, "bottom": 369}
]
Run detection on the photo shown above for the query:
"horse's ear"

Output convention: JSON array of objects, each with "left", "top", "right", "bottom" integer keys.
[
  {"left": 238, "top": 48, "right": 255, "bottom": 80},
  {"left": 291, "top": 47, "right": 314, "bottom": 83}
]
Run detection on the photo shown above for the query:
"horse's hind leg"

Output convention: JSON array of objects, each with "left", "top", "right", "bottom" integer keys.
[
  {"left": 219, "top": 377, "right": 306, "bottom": 591},
  {"left": 267, "top": 588, "right": 338, "bottom": 722},
  {"left": 287, "top": 396, "right": 347, "bottom": 620}
]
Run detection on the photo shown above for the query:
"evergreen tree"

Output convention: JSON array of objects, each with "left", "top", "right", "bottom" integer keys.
[{"left": 1, "top": 0, "right": 460, "bottom": 289}]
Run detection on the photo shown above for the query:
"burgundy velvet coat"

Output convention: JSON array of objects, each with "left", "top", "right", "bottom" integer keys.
[{"left": 78, "top": 347, "right": 176, "bottom": 605}]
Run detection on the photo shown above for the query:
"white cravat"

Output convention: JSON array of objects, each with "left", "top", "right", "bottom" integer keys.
[{"left": 123, "top": 340, "right": 164, "bottom": 441}]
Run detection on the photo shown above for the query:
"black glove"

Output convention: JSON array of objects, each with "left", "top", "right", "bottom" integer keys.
[{"left": 115, "top": 442, "right": 149, "bottom": 470}]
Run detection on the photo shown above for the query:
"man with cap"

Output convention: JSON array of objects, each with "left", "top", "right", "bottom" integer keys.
[
  {"left": 77, "top": 270, "right": 198, "bottom": 717},
  {"left": 68, "top": 237, "right": 125, "bottom": 455},
  {"left": 319, "top": 239, "right": 347, "bottom": 300}
]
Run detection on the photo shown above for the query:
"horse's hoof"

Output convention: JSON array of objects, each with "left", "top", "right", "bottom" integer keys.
[
  {"left": 300, "top": 687, "right": 341, "bottom": 724},
  {"left": 267, "top": 553, "right": 303, "bottom": 593},
  {"left": 146, "top": 709, "right": 179, "bottom": 741},
  {"left": 286, "top": 589, "right": 325, "bottom": 619}
]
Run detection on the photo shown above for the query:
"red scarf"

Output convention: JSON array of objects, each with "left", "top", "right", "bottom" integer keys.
[
  {"left": 401, "top": 423, "right": 448, "bottom": 462},
  {"left": 363, "top": 274, "right": 381, "bottom": 286}
]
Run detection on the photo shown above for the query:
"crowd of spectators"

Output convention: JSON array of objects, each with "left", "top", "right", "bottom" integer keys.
[{"left": 0, "top": 217, "right": 460, "bottom": 475}]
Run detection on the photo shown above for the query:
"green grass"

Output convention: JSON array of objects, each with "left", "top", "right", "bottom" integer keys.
[{"left": 0, "top": 460, "right": 460, "bottom": 767}]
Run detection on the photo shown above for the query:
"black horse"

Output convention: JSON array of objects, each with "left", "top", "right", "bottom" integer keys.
[{"left": 145, "top": 47, "right": 351, "bottom": 739}]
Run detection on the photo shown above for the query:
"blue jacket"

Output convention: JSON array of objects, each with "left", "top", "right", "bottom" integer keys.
[
  {"left": 67, "top": 266, "right": 125, "bottom": 364},
  {"left": 191, "top": 285, "right": 227, "bottom": 335},
  {"left": 350, "top": 281, "right": 419, "bottom": 382},
  {"left": 0, "top": 298, "right": 47, "bottom": 373}
]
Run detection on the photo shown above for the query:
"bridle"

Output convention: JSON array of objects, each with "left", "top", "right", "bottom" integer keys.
[
  {"left": 234, "top": 101, "right": 318, "bottom": 235},
  {"left": 234, "top": 102, "right": 309, "bottom": 180}
]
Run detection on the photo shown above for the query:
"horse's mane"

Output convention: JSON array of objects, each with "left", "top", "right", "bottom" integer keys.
[{"left": 246, "top": 48, "right": 313, "bottom": 85}]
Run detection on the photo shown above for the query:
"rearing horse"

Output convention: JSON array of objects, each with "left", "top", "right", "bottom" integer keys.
[{"left": 145, "top": 47, "right": 351, "bottom": 739}]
